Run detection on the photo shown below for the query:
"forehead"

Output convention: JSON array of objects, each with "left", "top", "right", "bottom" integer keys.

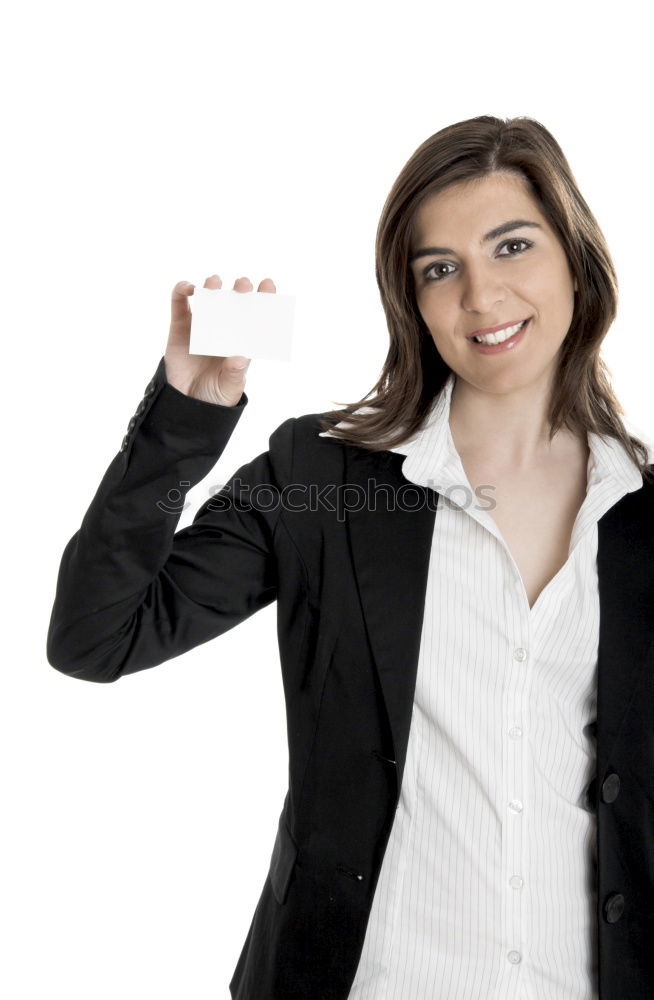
[{"left": 412, "top": 172, "right": 544, "bottom": 240}]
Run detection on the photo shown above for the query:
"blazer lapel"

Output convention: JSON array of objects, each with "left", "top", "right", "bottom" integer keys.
[{"left": 345, "top": 444, "right": 435, "bottom": 794}]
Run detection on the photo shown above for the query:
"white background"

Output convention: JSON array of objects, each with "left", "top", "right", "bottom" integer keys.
[{"left": 2, "top": 0, "right": 653, "bottom": 997}]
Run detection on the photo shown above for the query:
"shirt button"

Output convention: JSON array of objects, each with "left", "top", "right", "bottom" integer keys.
[
  {"left": 509, "top": 875, "right": 524, "bottom": 889},
  {"left": 507, "top": 950, "right": 522, "bottom": 964},
  {"left": 601, "top": 773, "right": 621, "bottom": 803},
  {"left": 508, "top": 799, "right": 523, "bottom": 813},
  {"left": 509, "top": 726, "right": 523, "bottom": 739},
  {"left": 513, "top": 647, "right": 527, "bottom": 661},
  {"left": 603, "top": 892, "right": 625, "bottom": 923}
]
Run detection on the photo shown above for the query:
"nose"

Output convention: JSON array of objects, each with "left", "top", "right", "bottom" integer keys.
[{"left": 460, "top": 263, "right": 506, "bottom": 315}]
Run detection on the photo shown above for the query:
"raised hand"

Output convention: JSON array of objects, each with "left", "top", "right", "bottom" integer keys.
[{"left": 164, "top": 273, "right": 276, "bottom": 406}]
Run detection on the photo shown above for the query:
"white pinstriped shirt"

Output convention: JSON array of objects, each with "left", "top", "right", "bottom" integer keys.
[{"left": 319, "top": 372, "right": 644, "bottom": 1000}]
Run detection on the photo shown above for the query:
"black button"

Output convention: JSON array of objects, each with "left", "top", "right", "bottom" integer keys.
[
  {"left": 135, "top": 398, "right": 148, "bottom": 416},
  {"left": 120, "top": 434, "right": 129, "bottom": 452},
  {"left": 603, "top": 892, "right": 625, "bottom": 923},
  {"left": 143, "top": 379, "right": 156, "bottom": 397},
  {"left": 127, "top": 416, "right": 137, "bottom": 432},
  {"left": 601, "top": 773, "right": 620, "bottom": 803}
]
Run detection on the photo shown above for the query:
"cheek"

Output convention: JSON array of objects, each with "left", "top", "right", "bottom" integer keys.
[
  {"left": 543, "top": 274, "right": 576, "bottom": 331},
  {"left": 418, "top": 295, "right": 456, "bottom": 337},
  {"left": 539, "top": 262, "right": 576, "bottom": 307},
  {"left": 427, "top": 329, "right": 462, "bottom": 367}
]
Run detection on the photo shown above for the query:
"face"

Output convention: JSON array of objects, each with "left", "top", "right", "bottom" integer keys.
[{"left": 408, "top": 171, "right": 578, "bottom": 396}]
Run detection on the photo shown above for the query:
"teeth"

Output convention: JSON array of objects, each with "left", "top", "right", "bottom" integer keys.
[{"left": 473, "top": 320, "right": 526, "bottom": 345}]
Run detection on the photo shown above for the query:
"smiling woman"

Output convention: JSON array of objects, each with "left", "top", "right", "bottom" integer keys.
[
  {"left": 46, "top": 112, "right": 654, "bottom": 1000},
  {"left": 314, "top": 115, "right": 654, "bottom": 1000}
]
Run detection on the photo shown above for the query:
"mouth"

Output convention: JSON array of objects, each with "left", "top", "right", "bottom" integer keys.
[
  {"left": 468, "top": 318, "right": 529, "bottom": 343},
  {"left": 468, "top": 317, "right": 531, "bottom": 353}
]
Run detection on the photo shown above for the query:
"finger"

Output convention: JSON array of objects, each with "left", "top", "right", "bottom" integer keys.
[
  {"left": 233, "top": 276, "right": 253, "bottom": 292},
  {"left": 171, "top": 279, "right": 194, "bottom": 325},
  {"left": 221, "top": 357, "right": 252, "bottom": 394},
  {"left": 258, "top": 277, "right": 276, "bottom": 293},
  {"left": 225, "top": 356, "right": 251, "bottom": 372}
]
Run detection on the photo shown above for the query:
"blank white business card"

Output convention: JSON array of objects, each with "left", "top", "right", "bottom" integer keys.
[{"left": 189, "top": 286, "right": 296, "bottom": 361}]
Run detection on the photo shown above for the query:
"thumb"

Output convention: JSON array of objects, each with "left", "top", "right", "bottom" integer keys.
[{"left": 223, "top": 357, "right": 251, "bottom": 382}]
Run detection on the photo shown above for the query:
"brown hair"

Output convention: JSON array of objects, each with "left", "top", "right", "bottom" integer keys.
[{"left": 317, "top": 114, "right": 654, "bottom": 484}]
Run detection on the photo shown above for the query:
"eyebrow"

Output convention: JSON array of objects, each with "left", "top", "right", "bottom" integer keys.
[{"left": 408, "top": 219, "right": 544, "bottom": 264}]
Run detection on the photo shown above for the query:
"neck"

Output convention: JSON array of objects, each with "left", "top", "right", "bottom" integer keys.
[{"left": 448, "top": 371, "right": 583, "bottom": 470}]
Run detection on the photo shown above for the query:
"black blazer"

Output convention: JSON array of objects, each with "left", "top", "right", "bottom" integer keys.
[{"left": 47, "top": 355, "right": 654, "bottom": 1000}]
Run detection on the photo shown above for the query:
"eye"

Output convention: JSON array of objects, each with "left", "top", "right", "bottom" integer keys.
[
  {"left": 421, "top": 237, "right": 534, "bottom": 283},
  {"left": 497, "top": 238, "right": 533, "bottom": 257},
  {"left": 423, "top": 261, "right": 456, "bottom": 283}
]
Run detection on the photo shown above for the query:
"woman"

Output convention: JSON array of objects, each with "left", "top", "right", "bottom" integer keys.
[{"left": 47, "top": 116, "right": 654, "bottom": 1000}]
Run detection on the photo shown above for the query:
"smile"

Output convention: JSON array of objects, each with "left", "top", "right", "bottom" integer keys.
[
  {"left": 471, "top": 319, "right": 528, "bottom": 344},
  {"left": 469, "top": 318, "right": 531, "bottom": 354}
]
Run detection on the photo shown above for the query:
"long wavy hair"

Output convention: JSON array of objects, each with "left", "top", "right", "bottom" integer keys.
[{"left": 317, "top": 115, "right": 654, "bottom": 484}]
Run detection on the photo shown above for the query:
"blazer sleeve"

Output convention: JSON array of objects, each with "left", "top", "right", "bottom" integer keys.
[{"left": 46, "top": 356, "right": 293, "bottom": 683}]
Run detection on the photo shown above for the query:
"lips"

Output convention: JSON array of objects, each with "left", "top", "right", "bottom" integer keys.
[
  {"left": 467, "top": 318, "right": 529, "bottom": 339},
  {"left": 468, "top": 317, "right": 530, "bottom": 354}
]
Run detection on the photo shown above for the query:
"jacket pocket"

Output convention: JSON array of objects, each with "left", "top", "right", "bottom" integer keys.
[{"left": 268, "top": 805, "right": 299, "bottom": 905}]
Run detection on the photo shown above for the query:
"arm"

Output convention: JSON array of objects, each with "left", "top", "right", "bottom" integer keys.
[{"left": 46, "top": 355, "right": 292, "bottom": 683}]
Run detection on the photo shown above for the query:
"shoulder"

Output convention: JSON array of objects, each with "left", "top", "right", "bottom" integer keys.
[
  {"left": 635, "top": 463, "right": 654, "bottom": 498},
  {"left": 268, "top": 410, "right": 350, "bottom": 450},
  {"left": 641, "top": 465, "right": 654, "bottom": 504},
  {"left": 611, "top": 465, "right": 654, "bottom": 538},
  {"left": 266, "top": 409, "right": 370, "bottom": 485}
]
